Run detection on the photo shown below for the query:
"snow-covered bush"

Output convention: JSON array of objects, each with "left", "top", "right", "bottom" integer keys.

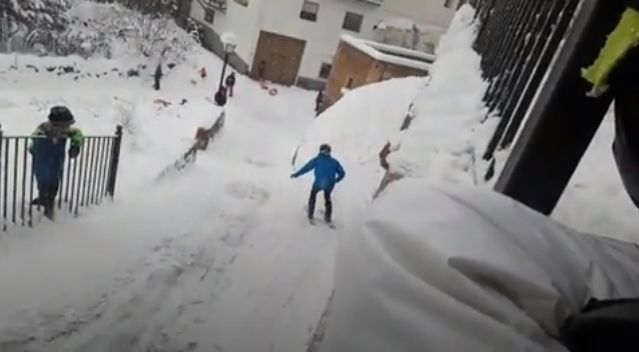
[
  {"left": 1, "top": 1, "right": 200, "bottom": 63},
  {"left": 0, "top": 0, "right": 72, "bottom": 53},
  {"left": 64, "top": 2, "right": 200, "bottom": 62}
]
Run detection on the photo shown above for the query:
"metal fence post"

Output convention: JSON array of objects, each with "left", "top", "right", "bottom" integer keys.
[
  {"left": 494, "top": 0, "right": 625, "bottom": 215},
  {"left": 0, "top": 124, "right": 3, "bottom": 231},
  {"left": 106, "top": 125, "right": 123, "bottom": 198}
]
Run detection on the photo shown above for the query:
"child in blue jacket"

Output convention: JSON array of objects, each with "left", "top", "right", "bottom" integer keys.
[
  {"left": 291, "top": 144, "right": 345, "bottom": 224},
  {"left": 30, "top": 106, "right": 83, "bottom": 219}
]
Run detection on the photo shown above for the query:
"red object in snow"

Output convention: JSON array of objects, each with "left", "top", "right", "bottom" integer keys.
[{"left": 199, "top": 67, "right": 207, "bottom": 79}]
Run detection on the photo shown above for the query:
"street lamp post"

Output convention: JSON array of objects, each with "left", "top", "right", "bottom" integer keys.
[{"left": 215, "top": 32, "right": 238, "bottom": 107}]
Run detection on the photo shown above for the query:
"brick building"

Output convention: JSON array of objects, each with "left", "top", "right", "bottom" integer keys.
[{"left": 323, "top": 34, "right": 433, "bottom": 110}]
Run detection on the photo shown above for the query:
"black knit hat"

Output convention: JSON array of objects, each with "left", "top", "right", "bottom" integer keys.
[
  {"left": 48, "top": 106, "right": 75, "bottom": 124},
  {"left": 319, "top": 143, "right": 331, "bottom": 153}
]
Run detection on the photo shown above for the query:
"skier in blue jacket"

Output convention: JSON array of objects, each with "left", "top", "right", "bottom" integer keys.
[
  {"left": 29, "top": 106, "right": 83, "bottom": 219},
  {"left": 291, "top": 144, "right": 345, "bottom": 225}
]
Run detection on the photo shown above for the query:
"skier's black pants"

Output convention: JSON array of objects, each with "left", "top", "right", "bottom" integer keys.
[{"left": 308, "top": 186, "right": 332, "bottom": 221}]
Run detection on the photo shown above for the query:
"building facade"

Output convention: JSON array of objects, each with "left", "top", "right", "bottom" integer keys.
[
  {"left": 190, "top": 0, "right": 461, "bottom": 88},
  {"left": 323, "top": 34, "right": 431, "bottom": 109}
]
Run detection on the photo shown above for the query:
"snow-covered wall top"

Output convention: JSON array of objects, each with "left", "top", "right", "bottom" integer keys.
[{"left": 340, "top": 34, "right": 432, "bottom": 71}]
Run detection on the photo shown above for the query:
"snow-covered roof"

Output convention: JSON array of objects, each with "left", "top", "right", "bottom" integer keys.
[{"left": 340, "top": 34, "right": 433, "bottom": 72}]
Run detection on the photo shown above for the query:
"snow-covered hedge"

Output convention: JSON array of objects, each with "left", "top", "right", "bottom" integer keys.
[
  {"left": 63, "top": 2, "right": 200, "bottom": 62},
  {"left": 0, "top": 0, "right": 71, "bottom": 52},
  {"left": 1, "top": 0, "right": 200, "bottom": 64}
]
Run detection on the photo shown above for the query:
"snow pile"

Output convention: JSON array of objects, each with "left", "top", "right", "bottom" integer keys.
[
  {"left": 386, "top": 5, "right": 493, "bottom": 186},
  {"left": 294, "top": 77, "right": 427, "bottom": 198}
]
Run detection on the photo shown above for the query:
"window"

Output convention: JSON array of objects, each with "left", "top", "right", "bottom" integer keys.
[
  {"left": 319, "top": 63, "right": 332, "bottom": 79},
  {"left": 204, "top": 9, "right": 215, "bottom": 24},
  {"left": 234, "top": 0, "right": 249, "bottom": 6},
  {"left": 444, "top": 0, "right": 456, "bottom": 8},
  {"left": 342, "top": 12, "right": 363, "bottom": 33},
  {"left": 300, "top": 1, "right": 319, "bottom": 22}
]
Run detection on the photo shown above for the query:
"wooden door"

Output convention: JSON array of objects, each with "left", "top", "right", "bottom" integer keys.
[
  {"left": 252, "top": 31, "right": 306, "bottom": 86},
  {"left": 269, "top": 53, "right": 287, "bottom": 83}
]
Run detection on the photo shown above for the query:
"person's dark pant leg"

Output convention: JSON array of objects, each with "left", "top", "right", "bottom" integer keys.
[
  {"left": 308, "top": 186, "right": 320, "bottom": 219},
  {"left": 610, "top": 46, "right": 639, "bottom": 207},
  {"left": 39, "top": 181, "right": 58, "bottom": 208},
  {"left": 324, "top": 188, "right": 333, "bottom": 222}
]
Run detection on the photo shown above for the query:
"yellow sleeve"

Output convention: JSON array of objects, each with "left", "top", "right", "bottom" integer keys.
[{"left": 582, "top": 7, "right": 639, "bottom": 95}]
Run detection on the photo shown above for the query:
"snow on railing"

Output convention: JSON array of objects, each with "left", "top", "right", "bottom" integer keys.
[
  {"left": 156, "top": 110, "right": 226, "bottom": 180},
  {"left": 0, "top": 125, "right": 123, "bottom": 231},
  {"left": 470, "top": 0, "right": 581, "bottom": 170}
]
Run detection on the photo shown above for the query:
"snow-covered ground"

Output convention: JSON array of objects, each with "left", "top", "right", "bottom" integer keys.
[
  {"left": 554, "top": 113, "right": 639, "bottom": 242},
  {"left": 0, "top": 1, "right": 638, "bottom": 352}
]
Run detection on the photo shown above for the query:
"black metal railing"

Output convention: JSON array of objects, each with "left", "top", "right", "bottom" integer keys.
[
  {"left": 0, "top": 125, "right": 123, "bottom": 231},
  {"left": 469, "top": 0, "right": 581, "bottom": 168}
]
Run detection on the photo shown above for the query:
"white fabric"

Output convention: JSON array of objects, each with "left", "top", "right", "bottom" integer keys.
[{"left": 322, "top": 180, "right": 639, "bottom": 352}]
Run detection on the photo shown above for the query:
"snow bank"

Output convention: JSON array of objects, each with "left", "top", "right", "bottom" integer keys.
[
  {"left": 322, "top": 181, "right": 639, "bottom": 352},
  {"left": 386, "top": 4, "right": 493, "bottom": 186},
  {"left": 294, "top": 76, "right": 427, "bottom": 198}
]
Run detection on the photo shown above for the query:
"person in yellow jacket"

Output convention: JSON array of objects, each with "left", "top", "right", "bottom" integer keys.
[{"left": 582, "top": 2, "right": 639, "bottom": 207}]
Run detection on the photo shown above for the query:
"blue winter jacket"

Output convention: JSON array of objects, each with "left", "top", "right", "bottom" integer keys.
[
  {"left": 292, "top": 153, "right": 345, "bottom": 190},
  {"left": 29, "top": 123, "right": 83, "bottom": 192}
]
